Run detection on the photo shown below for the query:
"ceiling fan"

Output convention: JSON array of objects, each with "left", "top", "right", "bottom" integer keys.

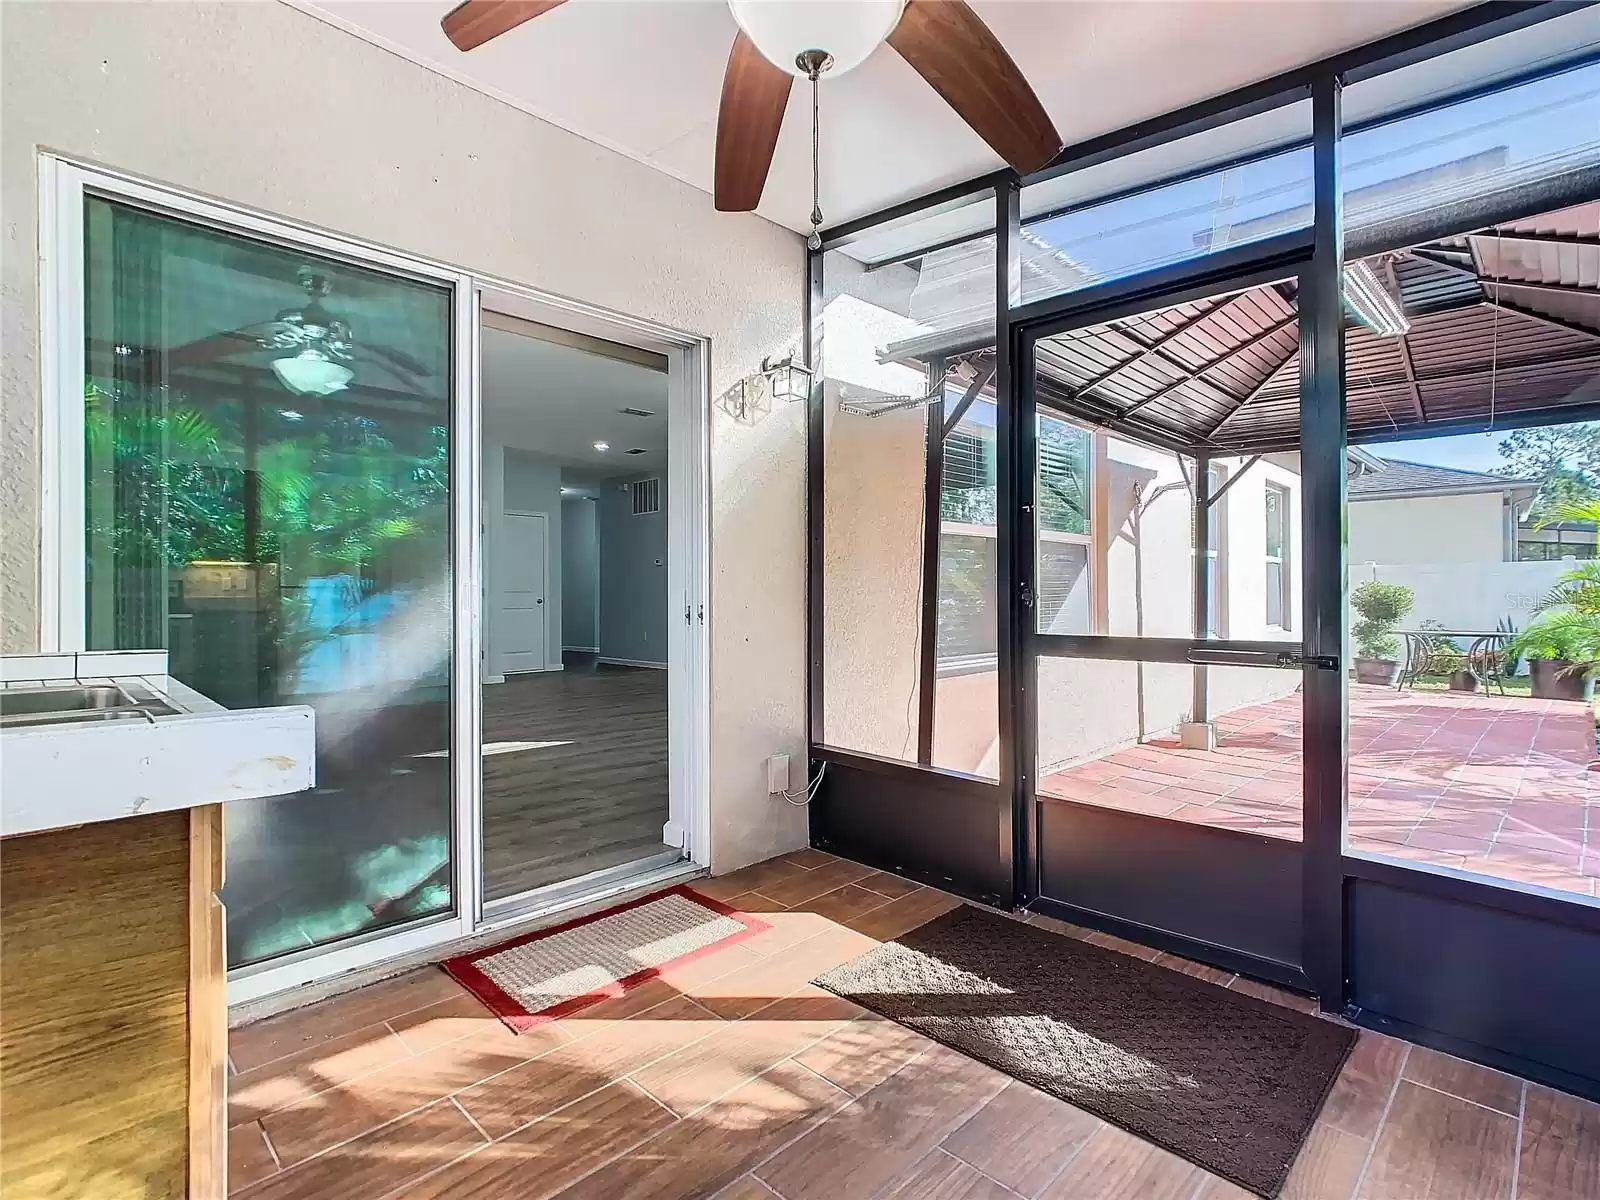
[
  {"left": 439, "top": 0, "right": 1062, "bottom": 220},
  {"left": 166, "top": 268, "right": 431, "bottom": 396}
]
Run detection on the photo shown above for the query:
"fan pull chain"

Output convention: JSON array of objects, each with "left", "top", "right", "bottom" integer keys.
[{"left": 808, "top": 64, "right": 823, "bottom": 251}]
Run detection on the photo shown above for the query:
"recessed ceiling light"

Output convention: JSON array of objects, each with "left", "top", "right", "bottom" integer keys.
[
  {"left": 625, "top": 448, "right": 648, "bottom": 455},
  {"left": 593, "top": 441, "right": 610, "bottom": 452}
]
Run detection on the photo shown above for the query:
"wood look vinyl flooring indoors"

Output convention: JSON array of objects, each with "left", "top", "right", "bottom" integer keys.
[
  {"left": 481, "top": 657, "right": 671, "bottom": 900},
  {"left": 227, "top": 850, "right": 1600, "bottom": 1200}
]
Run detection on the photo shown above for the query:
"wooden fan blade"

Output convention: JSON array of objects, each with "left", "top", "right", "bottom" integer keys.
[
  {"left": 441, "top": 0, "right": 566, "bottom": 52},
  {"left": 888, "top": 0, "right": 1061, "bottom": 175},
  {"left": 166, "top": 327, "right": 271, "bottom": 368},
  {"left": 715, "top": 33, "right": 793, "bottom": 213}
]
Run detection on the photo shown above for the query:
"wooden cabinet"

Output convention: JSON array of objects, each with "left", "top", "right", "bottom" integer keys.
[{"left": 0, "top": 806, "right": 227, "bottom": 1199}]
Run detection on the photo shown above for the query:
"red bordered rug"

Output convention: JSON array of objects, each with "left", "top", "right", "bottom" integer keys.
[{"left": 441, "top": 885, "right": 767, "bottom": 1033}]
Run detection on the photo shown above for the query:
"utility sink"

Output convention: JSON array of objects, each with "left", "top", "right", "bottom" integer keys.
[{"left": 0, "top": 683, "right": 180, "bottom": 728}]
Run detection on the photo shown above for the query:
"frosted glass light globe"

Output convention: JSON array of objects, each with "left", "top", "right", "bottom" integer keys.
[{"left": 727, "top": 0, "right": 905, "bottom": 77}]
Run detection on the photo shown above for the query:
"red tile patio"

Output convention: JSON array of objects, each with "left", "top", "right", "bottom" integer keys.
[{"left": 1039, "top": 684, "right": 1600, "bottom": 899}]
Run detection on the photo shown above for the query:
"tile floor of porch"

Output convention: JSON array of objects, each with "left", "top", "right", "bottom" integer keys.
[
  {"left": 1040, "top": 684, "right": 1600, "bottom": 900},
  {"left": 226, "top": 849, "right": 1600, "bottom": 1200}
]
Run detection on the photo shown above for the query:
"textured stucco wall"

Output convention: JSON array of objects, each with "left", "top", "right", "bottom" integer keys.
[{"left": 0, "top": 1, "right": 807, "bottom": 871}]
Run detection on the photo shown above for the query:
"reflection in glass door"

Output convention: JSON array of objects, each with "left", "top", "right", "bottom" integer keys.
[
  {"left": 1020, "top": 274, "right": 1325, "bottom": 981},
  {"left": 81, "top": 196, "right": 456, "bottom": 967}
]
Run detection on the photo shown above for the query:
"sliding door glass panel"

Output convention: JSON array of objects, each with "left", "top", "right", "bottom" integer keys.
[
  {"left": 82, "top": 197, "right": 454, "bottom": 966},
  {"left": 478, "top": 321, "right": 673, "bottom": 902},
  {"left": 1342, "top": 175, "right": 1600, "bottom": 900}
]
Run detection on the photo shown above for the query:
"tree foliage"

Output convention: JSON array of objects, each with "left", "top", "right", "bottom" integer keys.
[{"left": 1496, "top": 423, "right": 1600, "bottom": 524}]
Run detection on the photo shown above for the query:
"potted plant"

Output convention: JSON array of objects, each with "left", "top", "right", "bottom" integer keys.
[
  {"left": 1417, "top": 620, "right": 1477, "bottom": 692},
  {"left": 1350, "top": 580, "right": 1414, "bottom": 686},
  {"left": 1506, "top": 613, "right": 1598, "bottom": 702}
]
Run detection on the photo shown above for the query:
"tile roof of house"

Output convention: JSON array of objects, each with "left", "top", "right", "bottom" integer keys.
[{"left": 1347, "top": 457, "right": 1540, "bottom": 498}]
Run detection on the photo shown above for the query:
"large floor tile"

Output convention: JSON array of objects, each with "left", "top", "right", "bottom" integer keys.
[
  {"left": 1517, "top": 1084, "right": 1600, "bottom": 1200},
  {"left": 940, "top": 1080, "right": 1100, "bottom": 1197},
  {"left": 754, "top": 1044, "right": 1008, "bottom": 1200},
  {"left": 1356, "top": 1080, "right": 1517, "bottom": 1200}
]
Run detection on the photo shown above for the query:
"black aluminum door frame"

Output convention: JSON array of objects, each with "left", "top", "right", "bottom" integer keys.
[{"left": 1002, "top": 215, "right": 1349, "bottom": 1000}]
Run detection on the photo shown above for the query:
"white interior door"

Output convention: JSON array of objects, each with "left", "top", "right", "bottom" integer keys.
[{"left": 498, "top": 511, "right": 548, "bottom": 675}]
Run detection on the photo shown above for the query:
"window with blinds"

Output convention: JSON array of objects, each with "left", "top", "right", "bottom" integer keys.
[{"left": 1036, "top": 414, "right": 1093, "bottom": 635}]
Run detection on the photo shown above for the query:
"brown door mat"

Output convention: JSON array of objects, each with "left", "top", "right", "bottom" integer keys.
[{"left": 813, "top": 905, "right": 1354, "bottom": 1198}]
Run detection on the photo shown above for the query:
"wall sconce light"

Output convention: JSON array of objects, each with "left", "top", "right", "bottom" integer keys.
[{"left": 761, "top": 354, "right": 813, "bottom": 404}]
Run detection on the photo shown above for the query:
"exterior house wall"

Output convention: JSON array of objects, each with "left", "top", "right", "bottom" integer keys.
[
  {"left": 1349, "top": 492, "right": 1509, "bottom": 565},
  {"left": 0, "top": 0, "right": 807, "bottom": 871}
]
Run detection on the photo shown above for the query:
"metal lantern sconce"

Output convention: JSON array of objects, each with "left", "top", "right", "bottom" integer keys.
[{"left": 762, "top": 354, "right": 812, "bottom": 404}]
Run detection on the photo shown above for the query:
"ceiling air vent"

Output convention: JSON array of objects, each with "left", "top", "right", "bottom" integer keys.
[
  {"left": 630, "top": 478, "right": 661, "bottom": 516},
  {"left": 619, "top": 406, "right": 656, "bottom": 418}
]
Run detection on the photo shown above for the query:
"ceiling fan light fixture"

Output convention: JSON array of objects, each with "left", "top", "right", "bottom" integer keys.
[
  {"left": 272, "top": 346, "right": 354, "bottom": 397},
  {"left": 728, "top": 0, "right": 905, "bottom": 78}
]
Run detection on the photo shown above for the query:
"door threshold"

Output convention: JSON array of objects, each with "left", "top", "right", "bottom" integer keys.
[{"left": 481, "top": 849, "right": 696, "bottom": 929}]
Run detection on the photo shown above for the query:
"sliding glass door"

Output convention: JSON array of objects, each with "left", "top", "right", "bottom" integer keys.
[{"left": 80, "top": 194, "right": 457, "bottom": 967}]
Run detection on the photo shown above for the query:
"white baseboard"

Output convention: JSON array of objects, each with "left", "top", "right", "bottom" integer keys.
[
  {"left": 562, "top": 644, "right": 599, "bottom": 653},
  {"left": 481, "top": 674, "right": 506, "bottom": 685},
  {"left": 545, "top": 662, "right": 565, "bottom": 672},
  {"left": 599, "top": 656, "right": 667, "bottom": 670}
]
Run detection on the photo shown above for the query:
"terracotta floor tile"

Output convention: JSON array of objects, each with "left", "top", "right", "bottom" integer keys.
[
  {"left": 854, "top": 869, "right": 922, "bottom": 900},
  {"left": 457, "top": 995, "right": 719, "bottom": 1139},
  {"left": 553, "top": 1060, "right": 848, "bottom": 1200},
  {"left": 755, "top": 858, "right": 877, "bottom": 908},
  {"left": 1082, "top": 930, "right": 1162, "bottom": 962},
  {"left": 754, "top": 1044, "right": 1008, "bottom": 1200},
  {"left": 228, "top": 1021, "right": 418, "bottom": 1127},
  {"left": 693, "top": 859, "right": 809, "bottom": 902},
  {"left": 741, "top": 983, "right": 870, "bottom": 1023},
  {"left": 1356, "top": 1080, "right": 1517, "bottom": 1200},
  {"left": 228, "top": 1121, "right": 278, "bottom": 1194},
  {"left": 780, "top": 848, "right": 842, "bottom": 871},
  {"left": 396, "top": 1081, "right": 675, "bottom": 1200},
  {"left": 1227, "top": 976, "right": 1319, "bottom": 1014},
  {"left": 791, "top": 1018, "right": 933, "bottom": 1097},
  {"left": 1280, "top": 1121, "right": 1372, "bottom": 1200},
  {"left": 230, "top": 969, "right": 463, "bottom": 1073},
  {"left": 1320, "top": 1032, "right": 1408, "bottom": 1140},
  {"left": 236, "top": 1099, "right": 485, "bottom": 1200},
  {"left": 1402, "top": 1046, "right": 1524, "bottom": 1116},
  {"left": 387, "top": 987, "right": 512, "bottom": 1055},
  {"left": 684, "top": 925, "right": 880, "bottom": 1020},
  {"left": 841, "top": 889, "right": 961, "bottom": 941},
  {"left": 801, "top": 883, "right": 894, "bottom": 925},
  {"left": 941, "top": 1080, "right": 1100, "bottom": 1196},
  {"left": 1152, "top": 951, "right": 1236, "bottom": 987},
  {"left": 738, "top": 909, "right": 841, "bottom": 959},
  {"left": 1517, "top": 1083, "right": 1600, "bottom": 1200},
  {"left": 629, "top": 1013, "right": 848, "bottom": 1117},
  {"left": 258, "top": 1016, "right": 571, "bottom": 1166},
  {"left": 712, "top": 1178, "right": 784, "bottom": 1200},
  {"left": 878, "top": 1150, "right": 1021, "bottom": 1200},
  {"left": 1025, "top": 912, "right": 1097, "bottom": 941},
  {"left": 1037, "top": 1123, "right": 1203, "bottom": 1200},
  {"left": 722, "top": 890, "right": 789, "bottom": 914}
]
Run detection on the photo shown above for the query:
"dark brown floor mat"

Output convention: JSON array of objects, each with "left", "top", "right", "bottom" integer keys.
[{"left": 813, "top": 905, "right": 1354, "bottom": 1198}]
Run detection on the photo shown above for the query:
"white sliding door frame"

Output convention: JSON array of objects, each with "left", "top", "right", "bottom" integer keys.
[
  {"left": 474, "top": 280, "right": 712, "bottom": 905},
  {"left": 36, "top": 155, "right": 711, "bottom": 1005}
]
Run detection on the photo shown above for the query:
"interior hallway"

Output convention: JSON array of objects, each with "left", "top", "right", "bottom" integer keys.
[
  {"left": 483, "top": 653, "right": 671, "bottom": 900},
  {"left": 226, "top": 850, "right": 1600, "bottom": 1199}
]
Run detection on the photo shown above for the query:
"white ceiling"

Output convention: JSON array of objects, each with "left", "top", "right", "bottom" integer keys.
[
  {"left": 482, "top": 325, "right": 667, "bottom": 471},
  {"left": 294, "top": 0, "right": 1471, "bottom": 234}
]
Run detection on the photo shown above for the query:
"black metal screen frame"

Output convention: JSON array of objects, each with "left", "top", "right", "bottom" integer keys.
[{"left": 805, "top": 0, "right": 1600, "bottom": 1103}]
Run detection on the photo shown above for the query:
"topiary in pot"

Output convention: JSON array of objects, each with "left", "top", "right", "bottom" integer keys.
[{"left": 1351, "top": 580, "right": 1414, "bottom": 686}]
